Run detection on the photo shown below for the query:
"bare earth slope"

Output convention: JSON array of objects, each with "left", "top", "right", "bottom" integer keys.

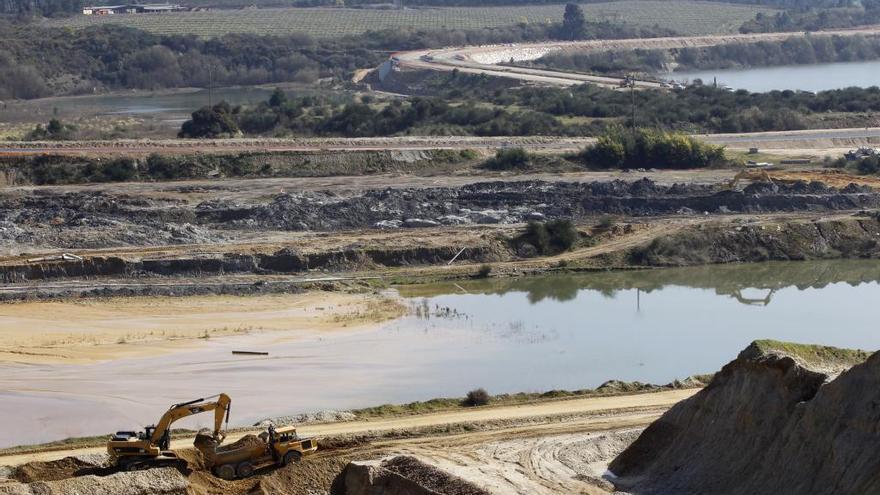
[{"left": 609, "top": 341, "right": 880, "bottom": 495}]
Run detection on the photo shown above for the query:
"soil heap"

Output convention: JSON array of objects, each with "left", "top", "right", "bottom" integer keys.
[
  {"left": 609, "top": 340, "right": 880, "bottom": 495},
  {"left": 337, "top": 456, "right": 490, "bottom": 495}
]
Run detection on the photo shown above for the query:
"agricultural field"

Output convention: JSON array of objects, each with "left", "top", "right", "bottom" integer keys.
[{"left": 42, "top": 1, "right": 775, "bottom": 38}]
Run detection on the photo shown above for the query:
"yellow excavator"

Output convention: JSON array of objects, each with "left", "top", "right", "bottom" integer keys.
[{"left": 107, "top": 393, "right": 231, "bottom": 471}]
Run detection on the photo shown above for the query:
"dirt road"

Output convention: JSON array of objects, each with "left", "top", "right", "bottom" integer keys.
[
  {"left": 395, "top": 26, "right": 880, "bottom": 88},
  {"left": 0, "top": 389, "right": 695, "bottom": 467},
  {"left": 3, "top": 127, "right": 879, "bottom": 157}
]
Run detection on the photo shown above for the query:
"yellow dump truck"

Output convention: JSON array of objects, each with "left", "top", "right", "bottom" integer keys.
[{"left": 194, "top": 425, "right": 318, "bottom": 480}]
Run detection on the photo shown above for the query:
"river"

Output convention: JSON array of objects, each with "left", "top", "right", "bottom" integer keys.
[
  {"left": 1, "top": 260, "right": 880, "bottom": 447},
  {"left": 666, "top": 59, "right": 880, "bottom": 92},
  {"left": 1, "top": 86, "right": 281, "bottom": 127}
]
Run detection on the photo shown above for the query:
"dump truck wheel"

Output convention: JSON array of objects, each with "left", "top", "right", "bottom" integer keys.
[
  {"left": 282, "top": 451, "right": 302, "bottom": 467},
  {"left": 237, "top": 462, "right": 255, "bottom": 478},
  {"left": 216, "top": 465, "right": 236, "bottom": 480}
]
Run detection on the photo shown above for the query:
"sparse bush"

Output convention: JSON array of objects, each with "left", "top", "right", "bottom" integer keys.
[
  {"left": 597, "top": 215, "right": 615, "bottom": 229},
  {"left": 459, "top": 149, "right": 480, "bottom": 160},
  {"left": 27, "top": 118, "right": 74, "bottom": 140},
  {"left": 857, "top": 156, "right": 880, "bottom": 175},
  {"left": 476, "top": 264, "right": 492, "bottom": 278},
  {"left": 463, "top": 388, "right": 490, "bottom": 407},
  {"left": 482, "top": 147, "right": 530, "bottom": 170},
  {"left": 85, "top": 158, "right": 137, "bottom": 182}
]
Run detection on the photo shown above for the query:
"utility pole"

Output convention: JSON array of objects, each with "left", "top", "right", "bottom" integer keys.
[
  {"left": 207, "top": 65, "right": 214, "bottom": 108},
  {"left": 626, "top": 74, "right": 636, "bottom": 135}
]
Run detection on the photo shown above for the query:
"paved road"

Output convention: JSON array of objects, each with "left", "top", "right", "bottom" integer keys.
[{"left": 392, "top": 26, "right": 880, "bottom": 88}]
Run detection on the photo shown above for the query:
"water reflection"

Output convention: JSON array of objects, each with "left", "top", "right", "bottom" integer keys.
[{"left": 398, "top": 260, "right": 880, "bottom": 307}]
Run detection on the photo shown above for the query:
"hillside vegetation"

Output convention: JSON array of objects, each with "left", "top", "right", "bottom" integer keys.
[
  {"left": 39, "top": 1, "right": 771, "bottom": 37},
  {"left": 171, "top": 77, "right": 880, "bottom": 139},
  {"left": 0, "top": 8, "right": 669, "bottom": 99}
]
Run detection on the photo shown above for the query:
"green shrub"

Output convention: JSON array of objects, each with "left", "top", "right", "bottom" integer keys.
[
  {"left": 518, "top": 219, "right": 578, "bottom": 255},
  {"left": 580, "top": 127, "right": 727, "bottom": 170},
  {"left": 857, "top": 156, "right": 880, "bottom": 175},
  {"left": 145, "top": 154, "right": 182, "bottom": 180},
  {"left": 179, "top": 101, "right": 241, "bottom": 138},
  {"left": 27, "top": 118, "right": 74, "bottom": 141},
  {"left": 459, "top": 149, "right": 480, "bottom": 160},
  {"left": 98, "top": 158, "right": 137, "bottom": 182},
  {"left": 463, "top": 388, "right": 491, "bottom": 407},
  {"left": 476, "top": 264, "right": 492, "bottom": 278},
  {"left": 483, "top": 147, "right": 530, "bottom": 170}
]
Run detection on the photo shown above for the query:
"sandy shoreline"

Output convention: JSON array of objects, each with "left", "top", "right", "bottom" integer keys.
[{"left": 0, "top": 291, "right": 405, "bottom": 364}]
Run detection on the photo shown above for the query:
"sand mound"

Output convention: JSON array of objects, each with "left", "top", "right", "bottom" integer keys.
[
  {"left": 252, "top": 456, "right": 350, "bottom": 495},
  {"left": 13, "top": 456, "right": 103, "bottom": 483},
  {"left": 1, "top": 467, "right": 187, "bottom": 495},
  {"left": 338, "top": 456, "right": 490, "bottom": 495},
  {"left": 609, "top": 340, "right": 880, "bottom": 495}
]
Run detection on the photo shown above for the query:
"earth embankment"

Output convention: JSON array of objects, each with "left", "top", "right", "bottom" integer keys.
[{"left": 609, "top": 340, "right": 880, "bottom": 495}]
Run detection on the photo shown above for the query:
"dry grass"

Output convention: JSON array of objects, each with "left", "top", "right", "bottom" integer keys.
[{"left": 332, "top": 296, "right": 407, "bottom": 326}]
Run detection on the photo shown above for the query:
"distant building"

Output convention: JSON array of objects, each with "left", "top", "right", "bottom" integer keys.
[
  {"left": 82, "top": 5, "right": 124, "bottom": 14},
  {"left": 82, "top": 4, "right": 187, "bottom": 15}
]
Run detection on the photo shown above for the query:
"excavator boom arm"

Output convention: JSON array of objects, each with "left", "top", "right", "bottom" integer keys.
[{"left": 150, "top": 393, "right": 231, "bottom": 445}]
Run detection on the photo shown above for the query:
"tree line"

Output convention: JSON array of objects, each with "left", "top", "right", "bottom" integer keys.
[
  {"left": 0, "top": 5, "right": 670, "bottom": 100},
  {"left": 178, "top": 78, "right": 880, "bottom": 139},
  {"left": 739, "top": 0, "right": 880, "bottom": 32}
]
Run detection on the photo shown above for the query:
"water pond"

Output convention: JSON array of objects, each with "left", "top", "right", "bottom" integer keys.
[
  {"left": 2, "top": 259, "right": 879, "bottom": 447},
  {"left": 665, "top": 59, "right": 880, "bottom": 92}
]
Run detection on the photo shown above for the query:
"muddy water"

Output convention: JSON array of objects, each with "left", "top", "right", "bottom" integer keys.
[{"left": 2, "top": 260, "right": 880, "bottom": 448}]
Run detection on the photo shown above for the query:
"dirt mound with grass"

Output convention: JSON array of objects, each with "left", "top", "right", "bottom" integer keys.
[{"left": 609, "top": 340, "right": 880, "bottom": 495}]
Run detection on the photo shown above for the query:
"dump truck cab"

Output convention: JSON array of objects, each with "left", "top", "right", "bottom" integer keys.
[{"left": 266, "top": 425, "right": 318, "bottom": 466}]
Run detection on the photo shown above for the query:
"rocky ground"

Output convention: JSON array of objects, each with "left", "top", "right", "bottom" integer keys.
[
  {"left": 0, "top": 167, "right": 877, "bottom": 299},
  {"left": 2, "top": 178, "right": 878, "bottom": 252}
]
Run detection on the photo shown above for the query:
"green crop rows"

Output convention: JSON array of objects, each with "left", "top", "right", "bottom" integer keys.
[{"left": 44, "top": 1, "right": 774, "bottom": 38}]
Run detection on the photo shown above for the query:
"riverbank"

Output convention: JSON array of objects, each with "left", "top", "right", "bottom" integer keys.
[{"left": 0, "top": 291, "right": 405, "bottom": 364}]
